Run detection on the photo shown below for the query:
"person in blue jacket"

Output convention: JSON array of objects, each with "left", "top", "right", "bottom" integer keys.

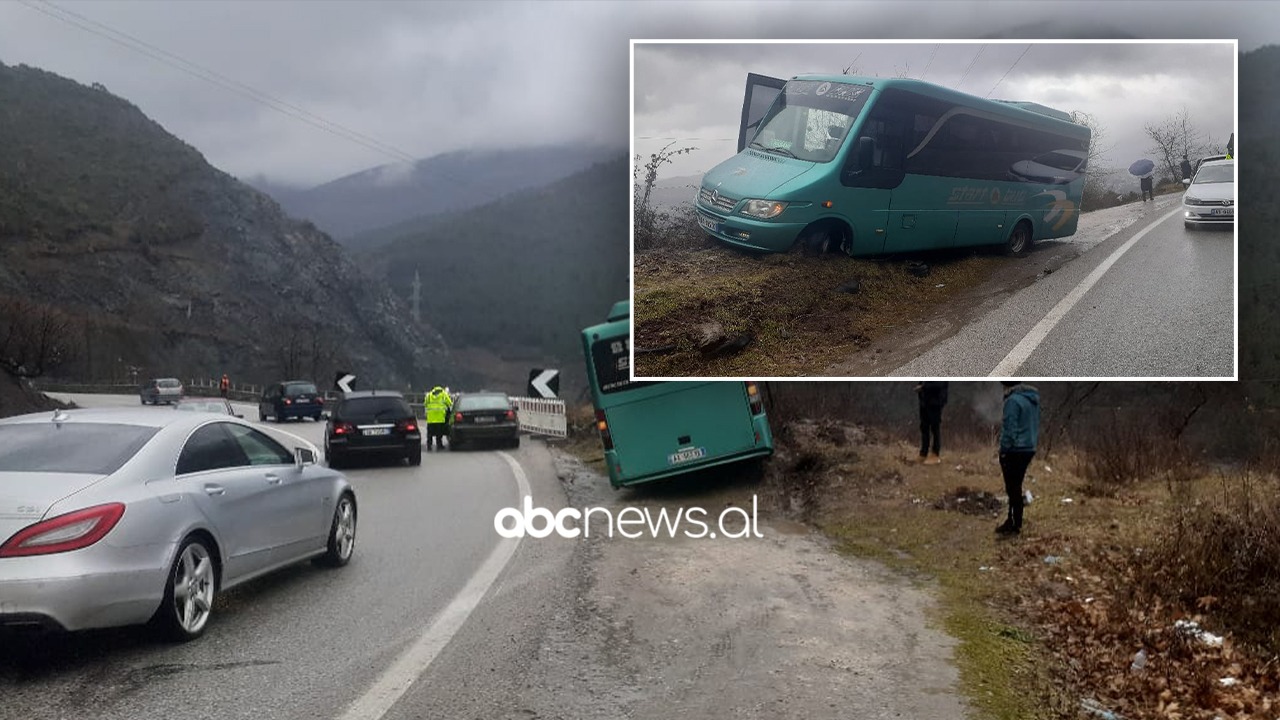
[{"left": 997, "top": 381, "right": 1040, "bottom": 536}]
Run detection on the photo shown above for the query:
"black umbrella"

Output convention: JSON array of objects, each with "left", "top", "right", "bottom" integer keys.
[{"left": 1128, "top": 159, "right": 1155, "bottom": 178}]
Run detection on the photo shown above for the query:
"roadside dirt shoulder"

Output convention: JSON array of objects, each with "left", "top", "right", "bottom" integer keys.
[{"left": 523, "top": 449, "right": 970, "bottom": 719}]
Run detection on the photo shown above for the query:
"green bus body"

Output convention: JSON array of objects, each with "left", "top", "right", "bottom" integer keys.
[
  {"left": 581, "top": 301, "right": 774, "bottom": 488},
  {"left": 695, "top": 74, "right": 1091, "bottom": 256}
]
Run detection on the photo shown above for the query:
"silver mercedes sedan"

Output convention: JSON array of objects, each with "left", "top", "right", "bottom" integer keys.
[{"left": 0, "top": 407, "right": 357, "bottom": 641}]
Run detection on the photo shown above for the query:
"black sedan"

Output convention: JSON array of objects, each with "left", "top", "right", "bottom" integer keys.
[
  {"left": 449, "top": 392, "right": 520, "bottom": 450},
  {"left": 325, "top": 391, "right": 422, "bottom": 467}
]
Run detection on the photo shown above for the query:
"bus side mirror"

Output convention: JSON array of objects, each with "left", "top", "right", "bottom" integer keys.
[{"left": 857, "top": 136, "right": 876, "bottom": 170}]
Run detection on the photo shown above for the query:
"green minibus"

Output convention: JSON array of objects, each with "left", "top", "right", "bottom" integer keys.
[
  {"left": 581, "top": 301, "right": 774, "bottom": 488},
  {"left": 695, "top": 73, "right": 1091, "bottom": 256}
]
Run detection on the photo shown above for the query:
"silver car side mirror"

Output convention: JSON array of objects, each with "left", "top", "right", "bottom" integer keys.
[{"left": 295, "top": 447, "right": 317, "bottom": 466}]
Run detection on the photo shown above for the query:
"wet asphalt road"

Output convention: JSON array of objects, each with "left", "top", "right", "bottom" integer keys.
[
  {"left": 889, "top": 197, "right": 1235, "bottom": 377},
  {"left": 1, "top": 395, "right": 974, "bottom": 720},
  {"left": 0, "top": 394, "right": 573, "bottom": 720}
]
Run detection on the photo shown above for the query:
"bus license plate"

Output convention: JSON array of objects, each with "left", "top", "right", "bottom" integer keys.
[
  {"left": 363, "top": 428, "right": 391, "bottom": 436},
  {"left": 1211, "top": 207, "right": 1233, "bottom": 216},
  {"left": 697, "top": 214, "right": 719, "bottom": 233},
  {"left": 668, "top": 447, "right": 707, "bottom": 465}
]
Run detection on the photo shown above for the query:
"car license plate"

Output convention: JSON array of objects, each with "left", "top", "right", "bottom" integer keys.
[
  {"left": 1211, "top": 207, "right": 1233, "bottom": 216},
  {"left": 474, "top": 416, "right": 496, "bottom": 423},
  {"left": 363, "top": 428, "right": 391, "bottom": 436},
  {"left": 697, "top": 214, "right": 719, "bottom": 233},
  {"left": 668, "top": 447, "right": 706, "bottom": 465}
]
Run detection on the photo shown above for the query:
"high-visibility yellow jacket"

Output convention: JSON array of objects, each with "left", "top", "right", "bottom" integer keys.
[{"left": 424, "top": 386, "right": 453, "bottom": 424}]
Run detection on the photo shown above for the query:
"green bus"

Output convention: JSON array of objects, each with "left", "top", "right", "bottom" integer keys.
[
  {"left": 695, "top": 73, "right": 1091, "bottom": 256},
  {"left": 581, "top": 301, "right": 774, "bottom": 488}
]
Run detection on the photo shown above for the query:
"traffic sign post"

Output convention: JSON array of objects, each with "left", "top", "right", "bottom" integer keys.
[
  {"left": 335, "top": 372, "right": 356, "bottom": 393},
  {"left": 527, "top": 368, "right": 559, "bottom": 399}
]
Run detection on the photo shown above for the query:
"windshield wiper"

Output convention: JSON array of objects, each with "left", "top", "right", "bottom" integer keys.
[{"left": 749, "top": 140, "right": 799, "bottom": 158}]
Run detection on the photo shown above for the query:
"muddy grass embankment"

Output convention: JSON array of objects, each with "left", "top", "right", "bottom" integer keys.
[{"left": 633, "top": 243, "right": 1048, "bottom": 378}]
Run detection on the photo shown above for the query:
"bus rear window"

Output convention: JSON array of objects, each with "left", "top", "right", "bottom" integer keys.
[{"left": 591, "top": 337, "right": 654, "bottom": 395}]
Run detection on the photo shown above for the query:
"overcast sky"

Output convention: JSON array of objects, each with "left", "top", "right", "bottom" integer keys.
[
  {"left": 634, "top": 41, "right": 1236, "bottom": 185},
  {"left": 0, "top": 1, "right": 1270, "bottom": 188}
]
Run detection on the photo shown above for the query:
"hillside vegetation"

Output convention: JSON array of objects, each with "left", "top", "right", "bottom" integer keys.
[
  {"left": 362, "top": 157, "right": 629, "bottom": 392},
  {"left": 0, "top": 60, "right": 454, "bottom": 389}
]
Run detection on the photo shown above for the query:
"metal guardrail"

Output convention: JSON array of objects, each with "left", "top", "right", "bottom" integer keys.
[
  {"left": 512, "top": 396, "right": 567, "bottom": 438},
  {"left": 32, "top": 382, "right": 568, "bottom": 437}
]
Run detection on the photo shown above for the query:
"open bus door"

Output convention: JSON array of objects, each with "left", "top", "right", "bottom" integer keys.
[{"left": 737, "top": 73, "right": 786, "bottom": 153}]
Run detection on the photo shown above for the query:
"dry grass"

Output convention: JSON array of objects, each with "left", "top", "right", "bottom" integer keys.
[
  {"left": 765, "top": 419, "right": 1280, "bottom": 720},
  {"left": 633, "top": 245, "right": 1010, "bottom": 377}
]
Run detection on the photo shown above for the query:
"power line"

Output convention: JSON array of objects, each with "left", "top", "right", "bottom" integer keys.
[
  {"left": 634, "top": 136, "right": 733, "bottom": 142},
  {"left": 956, "top": 44, "right": 988, "bottom": 90},
  {"left": 17, "top": 0, "right": 419, "bottom": 165},
  {"left": 920, "top": 44, "right": 940, "bottom": 81},
  {"left": 986, "top": 44, "right": 1033, "bottom": 98}
]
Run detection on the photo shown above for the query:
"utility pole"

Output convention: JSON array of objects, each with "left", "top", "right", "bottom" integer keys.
[{"left": 411, "top": 268, "right": 422, "bottom": 323}]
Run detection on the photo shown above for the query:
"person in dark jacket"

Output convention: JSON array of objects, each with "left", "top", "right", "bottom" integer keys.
[
  {"left": 915, "top": 381, "right": 949, "bottom": 465},
  {"left": 1139, "top": 174, "right": 1154, "bottom": 202},
  {"left": 997, "top": 381, "right": 1039, "bottom": 536},
  {"left": 1180, "top": 155, "right": 1193, "bottom": 181}
]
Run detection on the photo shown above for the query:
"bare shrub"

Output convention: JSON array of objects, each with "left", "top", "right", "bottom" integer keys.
[
  {"left": 634, "top": 142, "right": 695, "bottom": 251},
  {"left": 1143, "top": 469, "right": 1280, "bottom": 652},
  {"left": 1070, "top": 408, "right": 1203, "bottom": 496},
  {"left": 566, "top": 402, "right": 597, "bottom": 440},
  {"left": 0, "top": 296, "right": 79, "bottom": 379}
]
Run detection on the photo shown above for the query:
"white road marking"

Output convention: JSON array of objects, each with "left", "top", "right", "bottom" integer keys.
[
  {"left": 990, "top": 206, "right": 1182, "bottom": 377},
  {"left": 336, "top": 451, "right": 531, "bottom": 720}
]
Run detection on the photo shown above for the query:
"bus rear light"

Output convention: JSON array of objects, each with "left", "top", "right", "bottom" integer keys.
[
  {"left": 595, "top": 409, "right": 614, "bottom": 451},
  {"left": 745, "top": 382, "right": 764, "bottom": 415}
]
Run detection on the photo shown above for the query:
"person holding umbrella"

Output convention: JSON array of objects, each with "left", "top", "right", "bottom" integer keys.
[{"left": 1129, "top": 158, "right": 1156, "bottom": 203}]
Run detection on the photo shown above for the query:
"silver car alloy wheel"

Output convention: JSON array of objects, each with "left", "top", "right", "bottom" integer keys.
[
  {"left": 335, "top": 497, "right": 356, "bottom": 561},
  {"left": 173, "top": 543, "right": 215, "bottom": 635}
]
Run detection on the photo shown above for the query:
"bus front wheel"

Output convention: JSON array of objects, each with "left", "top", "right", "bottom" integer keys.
[
  {"left": 1004, "top": 222, "right": 1032, "bottom": 257},
  {"left": 798, "top": 227, "right": 836, "bottom": 257}
]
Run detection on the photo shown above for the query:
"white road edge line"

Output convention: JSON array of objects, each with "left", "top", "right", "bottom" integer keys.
[
  {"left": 989, "top": 206, "right": 1183, "bottom": 377},
  {"left": 337, "top": 451, "right": 531, "bottom": 720}
]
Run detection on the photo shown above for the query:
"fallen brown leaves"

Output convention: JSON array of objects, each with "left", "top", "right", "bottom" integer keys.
[{"left": 995, "top": 529, "right": 1280, "bottom": 720}]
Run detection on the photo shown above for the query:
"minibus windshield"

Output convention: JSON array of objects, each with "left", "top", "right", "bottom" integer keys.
[{"left": 748, "top": 80, "right": 872, "bottom": 163}]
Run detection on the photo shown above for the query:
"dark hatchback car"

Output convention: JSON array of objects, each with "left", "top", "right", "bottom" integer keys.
[
  {"left": 449, "top": 392, "right": 519, "bottom": 450},
  {"left": 325, "top": 391, "right": 422, "bottom": 467},
  {"left": 259, "top": 381, "right": 324, "bottom": 422}
]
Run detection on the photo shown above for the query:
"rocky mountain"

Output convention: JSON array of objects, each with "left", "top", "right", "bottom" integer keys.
[
  {"left": 0, "top": 60, "right": 457, "bottom": 391},
  {"left": 248, "top": 143, "right": 623, "bottom": 247},
  {"left": 360, "top": 156, "right": 629, "bottom": 393}
]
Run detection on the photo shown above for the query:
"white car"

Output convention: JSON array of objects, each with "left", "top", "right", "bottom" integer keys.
[
  {"left": 0, "top": 408, "right": 356, "bottom": 641},
  {"left": 1182, "top": 159, "right": 1234, "bottom": 230}
]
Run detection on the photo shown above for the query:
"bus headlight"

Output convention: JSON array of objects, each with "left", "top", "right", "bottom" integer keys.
[{"left": 740, "top": 199, "right": 788, "bottom": 219}]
